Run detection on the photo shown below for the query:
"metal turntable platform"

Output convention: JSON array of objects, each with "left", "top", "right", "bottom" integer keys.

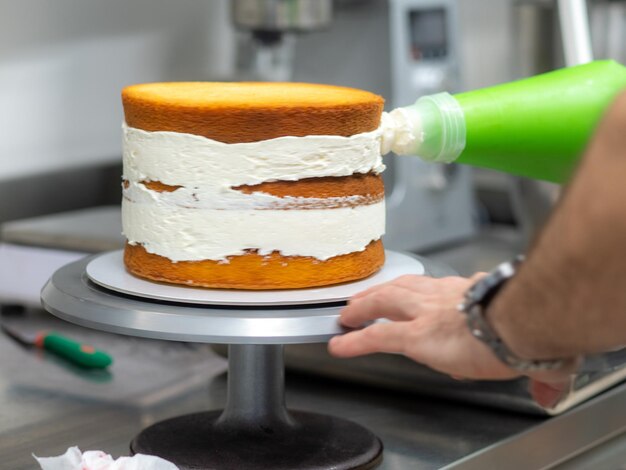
[{"left": 40, "top": 250, "right": 438, "bottom": 470}]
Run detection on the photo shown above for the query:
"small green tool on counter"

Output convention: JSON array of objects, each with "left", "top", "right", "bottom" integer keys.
[
  {"left": 390, "top": 60, "right": 626, "bottom": 183},
  {"left": 1, "top": 323, "right": 113, "bottom": 369}
]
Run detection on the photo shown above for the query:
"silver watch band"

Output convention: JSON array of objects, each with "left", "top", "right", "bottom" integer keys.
[{"left": 459, "top": 257, "right": 567, "bottom": 372}]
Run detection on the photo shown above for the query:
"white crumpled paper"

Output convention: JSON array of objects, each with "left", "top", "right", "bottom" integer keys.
[{"left": 34, "top": 446, "right": 179, "bottom": 470}]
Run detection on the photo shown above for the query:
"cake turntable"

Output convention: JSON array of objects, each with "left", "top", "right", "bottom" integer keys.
[{"left": 41, "top": 249, "right": 451, "bottom": 470}]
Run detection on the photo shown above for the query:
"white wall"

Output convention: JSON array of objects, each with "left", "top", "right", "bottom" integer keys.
[{"left": 0, "top": 0, "right": 234, "bottom": 181}]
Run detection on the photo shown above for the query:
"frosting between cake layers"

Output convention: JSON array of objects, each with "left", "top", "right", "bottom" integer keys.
[
  {"left": 122, "top": 121, "right": 389, "bottom": 262},
  {"left": 123, "top": 198, "right": 386, "bottom": 262},
  {"left": 123, "top": 180, "right": 381, "bottom": 210},
  {"left": 123, "top": 123, "right": 386, "bottom": 188}
]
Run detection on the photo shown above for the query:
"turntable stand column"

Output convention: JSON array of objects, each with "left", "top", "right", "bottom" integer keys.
[{"left": 217, "top": 344, "right": 296, "bottom": 431}]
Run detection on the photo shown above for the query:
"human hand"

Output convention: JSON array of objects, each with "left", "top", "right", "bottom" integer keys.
[{"left": 328, "top": 274, "right": 577, "bottom": 383}]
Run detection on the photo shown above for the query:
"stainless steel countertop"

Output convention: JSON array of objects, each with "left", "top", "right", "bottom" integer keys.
[{"left": 2, "top": 308, "right": 625, "bottom": 469}]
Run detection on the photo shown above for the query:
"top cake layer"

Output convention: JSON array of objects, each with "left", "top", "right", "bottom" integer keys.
[{"left": 122, "top": 82, "right": 384, "bottom": 142}]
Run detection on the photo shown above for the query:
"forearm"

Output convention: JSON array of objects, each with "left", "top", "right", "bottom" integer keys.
[{"left": 489, "top": 91, "right": 626, "bottom": 360}]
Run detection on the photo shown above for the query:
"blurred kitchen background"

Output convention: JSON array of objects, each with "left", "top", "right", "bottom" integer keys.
[
  {"left": 1, "top": 0, "right": 626, "bottom": 258},
  {"left": 3, "top": 2, "right": 626, "bottom": 467}
]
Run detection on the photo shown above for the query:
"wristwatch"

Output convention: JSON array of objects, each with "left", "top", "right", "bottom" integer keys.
[{"left": 458, "top": 256, "right": 567, "bottom": 372}]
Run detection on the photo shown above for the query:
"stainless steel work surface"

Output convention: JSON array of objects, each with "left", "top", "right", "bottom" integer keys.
[
  {"left": 1, "top": 309, "right": 625, "bottom": 469},
  {"left": 1, "top": 206, "right": 124, "bottom": 252}
]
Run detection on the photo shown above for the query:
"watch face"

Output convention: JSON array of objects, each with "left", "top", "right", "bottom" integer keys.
[
  {"left": 472, "top": 272, "right": 499, "bottom": 301},
  {"left": 465, "top": 258, "right": 523, "bottom": 309},
  {"left": 498, "top": 262, "right": 517, "bottom": 278},
  {"left": 466, "top": 260, "right": 518, "bottom": 308}
]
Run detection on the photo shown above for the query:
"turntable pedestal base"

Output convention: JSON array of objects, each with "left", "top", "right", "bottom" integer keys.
[
  {"left": 131, "top": 345, "right": 382, "bottom": 470},
  {"left": 39, "top": 253, "right": 442, "bottom": 469}
]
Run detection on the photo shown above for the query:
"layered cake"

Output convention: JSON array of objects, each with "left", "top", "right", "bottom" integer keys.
[{"left": 121, "top": 82, "right": 386, "bottom": 289}]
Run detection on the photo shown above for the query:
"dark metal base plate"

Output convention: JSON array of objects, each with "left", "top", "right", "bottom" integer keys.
[{"left": 131, "top": 410, "right": 383, "bottom": 470}]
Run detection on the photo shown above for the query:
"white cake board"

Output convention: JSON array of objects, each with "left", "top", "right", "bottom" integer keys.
[{"left": 86, "top": 250, "right": 425, "bottom": 307}]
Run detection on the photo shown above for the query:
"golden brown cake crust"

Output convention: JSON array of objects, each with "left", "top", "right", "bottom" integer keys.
[
  {"left": 234, "top": 172, "right": 384, "bottom": 200},
  {"left": 124, "top": 240, "right": 385, "bottom": 290},
  {"left": 122, "top": 82, "right": 384, "bottom": 143}
]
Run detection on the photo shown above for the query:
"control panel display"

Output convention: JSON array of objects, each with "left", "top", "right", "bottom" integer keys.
[{"left": 409, "top": 8, "right": 448, "bottom": 60}]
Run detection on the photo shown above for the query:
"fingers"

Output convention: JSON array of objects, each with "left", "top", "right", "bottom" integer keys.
[
  {"left": 351, "top": 273, "right": 476, "bottom": 301},
  {"left": 339, "top": 284, "right": 420, "bottom": 328},
  {"left": 350, "top": 275, "right": 426, "bottom": 300},
  {"left": 341, "top": 274, "right": 478, "bottom": 328},
  {"left": 328, "top": 321, "right": 407, "bottom": 358}
]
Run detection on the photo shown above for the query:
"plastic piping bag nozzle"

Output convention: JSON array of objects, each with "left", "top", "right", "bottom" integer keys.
[{"left": 392, "top": 92, "right": 466, "bottom": 164}]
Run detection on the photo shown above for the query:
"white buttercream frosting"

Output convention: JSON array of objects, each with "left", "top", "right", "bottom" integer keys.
[
  {"left": 123, "top": 180, "right": 379, "bottom": 210},
  {"left": 122, "top": 122, "right": 388, "bottom": 262},
  {"left": 123, "top": 198, "right": 385, "bottom": 262},
  {"left": 123, "top": 123, "right": 386, "bottom": 188}
]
